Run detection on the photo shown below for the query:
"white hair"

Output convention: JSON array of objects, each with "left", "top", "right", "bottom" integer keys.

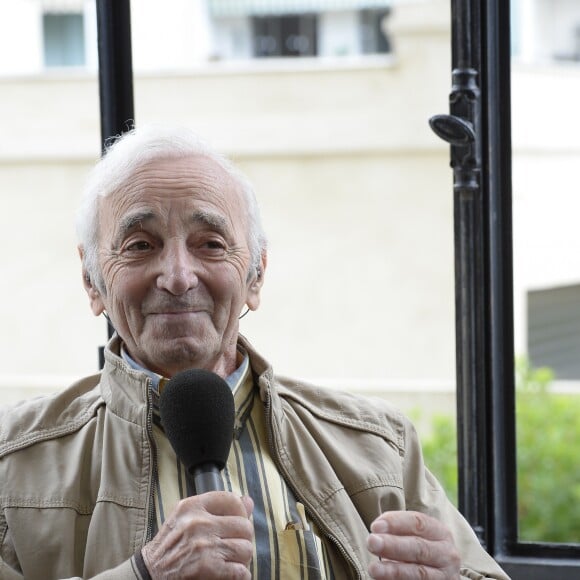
[{"left": 75, "top": 125, "right": 267, "bottom": 293}]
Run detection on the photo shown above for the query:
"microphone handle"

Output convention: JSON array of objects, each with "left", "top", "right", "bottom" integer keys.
[{"left": 192, "top": 463, "right": 224, "bottom": 494}]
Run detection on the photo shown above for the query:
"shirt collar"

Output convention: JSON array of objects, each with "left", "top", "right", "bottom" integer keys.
[{"left": 120, "top": 345, "right": 249, "bottom": 394}]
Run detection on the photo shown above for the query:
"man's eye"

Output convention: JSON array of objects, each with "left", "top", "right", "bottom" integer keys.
[
  {"left": 126, "top": 240, "right": 152, "bottom": 252},
  {"left": 204, "top": 240, "right": 226, "bottom": 251}
]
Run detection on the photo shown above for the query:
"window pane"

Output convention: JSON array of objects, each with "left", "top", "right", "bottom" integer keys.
[
  {"left": 528, "top": 285, "right": 580, "bottom": 379},
  {"left": 359, "top": 9, "right": 391, "bottom": 54},
  {"left": 43, "top": 13, "right": 85, "bottom": 67},
  {"left": 511, "top": 0, "right": 580, "bottom": 544},
  {"left": 252, "top": 14, "right": 318, "bottom": 57}
]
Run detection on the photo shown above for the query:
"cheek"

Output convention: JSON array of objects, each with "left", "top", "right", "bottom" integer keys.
[
  {"left": 102, "top": 256, "right": 141, "bottom": 292},
  {"left": 207, "top": 270, "right": 249, "bottom": 315},
  {"left": 228, "top": 267, "right": 253, "bottom": 302},
  {"left": 100, "top": 257, "right": 122, "bottom": 288},
  {"left": 101, "top": 264, "right": 146, "bottom": 315}
]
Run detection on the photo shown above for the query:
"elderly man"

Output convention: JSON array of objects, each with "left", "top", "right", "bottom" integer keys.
[{"left": 0, "top": 126, "right": 509, "bottom": 580}]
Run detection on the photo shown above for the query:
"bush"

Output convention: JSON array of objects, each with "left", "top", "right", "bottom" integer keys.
[
  {"left": 420, "top": 413, "right": 458, "bottom": 505},
  {"left": 418, "top": 359, "right": 580, "bottom": 543}
]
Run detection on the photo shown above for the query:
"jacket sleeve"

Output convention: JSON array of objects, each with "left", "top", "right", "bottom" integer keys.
[
  {"left": 0, "top": 556, "right": 141, "bottom": 580},
  {"left": 0, "top": 515, "right": 141, "bottom": 580},
  {"left": 89, "top": 557, "right": 146, "bottom": 580},
  {"left": 399, "top": 416, "right": 511, "bottom": 580}
]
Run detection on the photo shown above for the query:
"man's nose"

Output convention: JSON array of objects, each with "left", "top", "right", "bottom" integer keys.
[{"left": 156, "top": 241, "right": 199, "bottom": 295}]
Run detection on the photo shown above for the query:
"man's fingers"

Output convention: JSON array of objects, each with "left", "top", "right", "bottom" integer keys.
[
  {"left": 218, "top": 537, "right": 254, "bottom": 566},
  {"left": 368, "top": 531, "right": 453, "bottom": 569},
  {"left": 142, "top": 492, "right": 256, "bottom": 579},
  {"left": 371, "top": 511, "right": 452, "bottom": 542},
  {"left": 193, "top": 491, "right": 253, "bottom": 518},
  {"left": 163, "top": 504, "right": 253, "bottom": 543},
  {"left": 368, "top": 558, "right": 446, "bottom": 580},
  {"left": 200, "top": 514, "right": 254, "bottom": 542},
  {"left": 367, "top": 512, "right": 461, "bottom": 579},
  {"left": 241, "top": 495, "right": 254, "bottom": 518}
]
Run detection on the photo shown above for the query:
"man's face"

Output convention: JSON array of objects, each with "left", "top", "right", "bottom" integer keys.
[{"left": 84, "top": 155, "right": 264, "bottom": 378}]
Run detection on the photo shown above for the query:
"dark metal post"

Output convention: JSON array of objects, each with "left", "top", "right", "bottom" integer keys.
[
  {"left": 429, "top": 0, "right": 488, "bottom": 546},
  {"left": 96, "top": 0, "right": 135, "bottom": 366},
  {"left": 432, "top": 0, "right": 580, "bottom": 575},
  {"left": 483, "top": 0, "right": 517, "bottom": 558},
  {"left": 96, "top": 0, "right": 135, "bottom": 153}
]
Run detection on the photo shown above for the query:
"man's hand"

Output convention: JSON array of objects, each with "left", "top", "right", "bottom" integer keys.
[
  {"left": 141, "top": 492, "right": 254, "bottom": 579},
  {"left": 367, "top": 511, "right": 461, "bottom": 579}
]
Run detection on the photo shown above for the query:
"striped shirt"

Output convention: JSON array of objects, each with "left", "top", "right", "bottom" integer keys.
[{"left": 123, "top": 347, "right": 334, "bottom": 579}]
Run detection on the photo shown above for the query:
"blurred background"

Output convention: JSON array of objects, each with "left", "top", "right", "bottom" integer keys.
[
  {"left": 0, "top": 0, "right": 579, "bottom": 544},
  {"left": 0, "top": 0, "right": 580, "bottom": 406},
  {"left": 0, "top": 0, "right": 455, "bottom": 406}
]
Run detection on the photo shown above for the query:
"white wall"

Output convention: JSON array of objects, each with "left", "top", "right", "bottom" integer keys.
[
  {"left": 0, "top": 1, "right": 43, "bottom": 74},
  {"left": 0, "top": 1, "right": 456, "bottom": 407}
]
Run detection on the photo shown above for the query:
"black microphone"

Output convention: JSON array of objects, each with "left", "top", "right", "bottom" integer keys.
[{"left": 159, "top": 369, "right": 235, "bottom": 494}]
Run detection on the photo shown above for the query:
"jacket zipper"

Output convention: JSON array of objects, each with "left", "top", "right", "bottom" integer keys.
[
  {"left": 145, "top": 377, "right": 157, "bottom": 543},
  {"left": 263, "top": 384, "right": 363, "bottom": 580}
]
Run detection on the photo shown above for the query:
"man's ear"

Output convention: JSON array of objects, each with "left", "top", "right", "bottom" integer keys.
[
  {"left": 246, "top": 250, "right": 267, "bottom": 311},
  {"left": 78, "top": 245, "right": 105, "bottom": 317}
]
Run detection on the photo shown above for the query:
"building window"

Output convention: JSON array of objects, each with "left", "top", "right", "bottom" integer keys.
[
  {"left": 527, "top": 283, "right": 580, "bottom": 379},
  {"left": 360, "top": 8, "right": 391, "bottom": 54},
  {"left": 252, "top": 14, "right": 318, "bottom": 57},
  {"left": 43, "top": 12, "right": 86, "bottom": 67}
]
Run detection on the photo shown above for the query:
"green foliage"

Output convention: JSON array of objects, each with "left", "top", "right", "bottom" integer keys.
[
  {"left": 420, "top": 414, "right": 458, "bottom": 505},
  {"left": 515, "top": 359, "right": 580, "bottom": 543},
  {"left": 418, "top": 359, "right": 580, "bottom": 543}
]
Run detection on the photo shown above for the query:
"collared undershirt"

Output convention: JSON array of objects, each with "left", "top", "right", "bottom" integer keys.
[{"left": 122, "top": 347, "right": 334, "bottom": 579}]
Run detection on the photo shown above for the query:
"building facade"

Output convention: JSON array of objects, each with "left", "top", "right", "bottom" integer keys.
[{"left": 0, "top": 0, "right": 579, "bottom": 407}]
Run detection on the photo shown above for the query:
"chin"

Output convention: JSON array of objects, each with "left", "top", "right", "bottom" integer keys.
[{"left": 153, "top": 338, "right": 216, "bottom": 372}]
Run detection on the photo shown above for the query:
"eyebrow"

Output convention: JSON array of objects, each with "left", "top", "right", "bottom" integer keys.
[
  {"left": 111, "top": 208, "right": 230, "bottom": 249},
  {"left": 112, "top": 210, "right": 156, "bottom": 249},
  {"left": 190, "top": 210, "right": 228, "bottom": 236}
]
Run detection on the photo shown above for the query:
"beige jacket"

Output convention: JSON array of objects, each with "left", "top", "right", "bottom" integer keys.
[{"left": 0, "top": 336, "right": 508, "bottom": 580}]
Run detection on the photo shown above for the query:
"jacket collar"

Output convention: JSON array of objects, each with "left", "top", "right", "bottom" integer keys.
[
  {"left": 101, "top": 336, "right": 151, "bottom": 426},
  {"left": 100, "top": 334, "right": 276, "bottom": 430}
]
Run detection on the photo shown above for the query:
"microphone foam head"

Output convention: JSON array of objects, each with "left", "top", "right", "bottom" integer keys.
[{"left": 159, "top": 368, "right": 235, "bottom": 472}]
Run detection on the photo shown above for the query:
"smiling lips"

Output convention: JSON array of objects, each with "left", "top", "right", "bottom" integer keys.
[
  {"left": 148, "top": 309, "right": 207, "bottom": 317},
  {"left": 142, "top": 295, "right": 212, "bottom": 317}
]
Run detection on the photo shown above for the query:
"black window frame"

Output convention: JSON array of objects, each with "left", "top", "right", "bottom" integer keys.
[{"left": 430, "top": 1, "right": 580, "bottom": 577}]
